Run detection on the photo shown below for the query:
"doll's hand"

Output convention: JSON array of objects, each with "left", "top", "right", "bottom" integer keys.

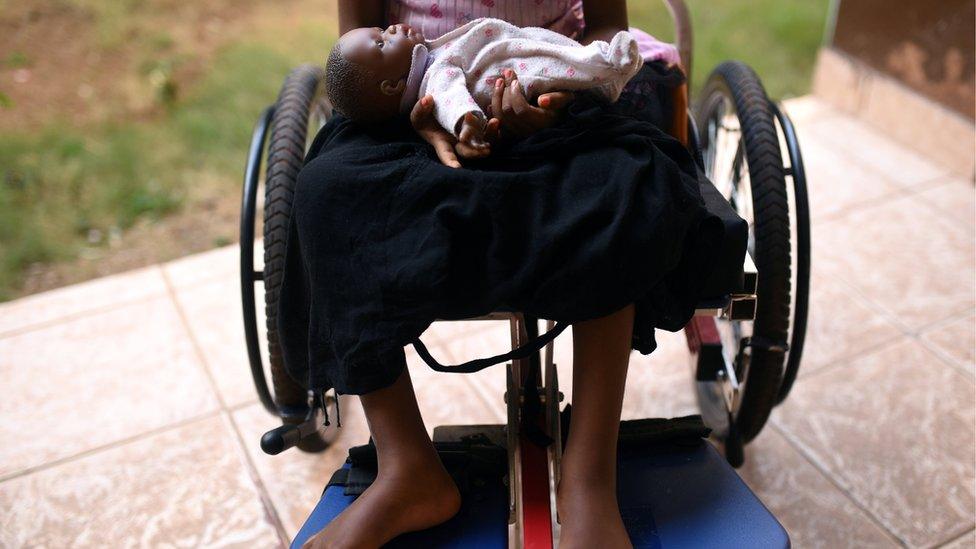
[{"left": 455, "top": 112, "right": 492, "bottom": 159}]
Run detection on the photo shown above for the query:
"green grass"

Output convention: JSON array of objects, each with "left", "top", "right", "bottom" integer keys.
[
  {"left": 0, "top": 1, "right": 828, "bottom": 300},
  {"left": 629, "top": 0, "right": 831, "bottom": 99},
  {"left": 0, "top": 32, "right": 331, "bottom": 299}
]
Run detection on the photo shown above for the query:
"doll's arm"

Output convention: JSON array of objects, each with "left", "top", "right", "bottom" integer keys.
[
  {"left": 415, "top": 64, "right": 493, "bottom": 160},
  {"left": 551, "top": 31, "right": 642, "bottom": 102},
  {"left": 427, "top": 67, "right": 486, "bottom": 138},
  {"left": 426, "top": 66, "right": 490, "bottom": 154}
]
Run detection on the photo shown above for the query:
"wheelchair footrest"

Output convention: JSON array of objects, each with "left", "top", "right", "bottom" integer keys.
[
  {"left": 289, "top": 419, "right": 788, "bottom": 548},
  {"left": 615, "top": 425, "right": 788, "bottom": 547},
  {"left": 291, "top": 428, "right": 509, "bottom": 549}
]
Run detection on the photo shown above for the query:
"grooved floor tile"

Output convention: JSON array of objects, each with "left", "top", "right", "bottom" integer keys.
[
  {"left": 622, "top": 329, "right": 698, "bottom": 421},
  {"left": 0, "top": 415, "right": 281, "bottom": 548},
  {"left": 806, "top": 116, "right": 947, "bottom": 188},
  {"left": 410, "top": 362, "right": 505, "bottom": 428},
  {"left": 436, "top": 320, "right": 518, "bottom": 417},
  {"left": 921, "top": 313, "right": 976, "bottom": 377},
  {"left": 813, "top": 193, "right": 975, "bottom": 331},
  {"left": 436, "top": 319, "right": 700, "bottom": 422},
  {"left": 434, "top": 318, "right": 700, "bottom": 420},
  {"left": 773, "top": 339, "right": 976, "bottom": 547},
  {"left": 0, "top": 265, "right": 167, "bottom": 335},
  {"left": 916, "top": 177, "right": 976, "bottom": 228},
  {"left": 172, "top": 278, "right": 267, "bottom": 408},
  {"left": 0, "top": 296, "right": 219, "bottom": 478},
  {"left": 404, "top": 333, "right": 508, "bottom": 424},
  {"left": 740, "top": 429, "right": 898, "bottom": 548},
  {"left": 799, "top": 136, "right": 903, "bottom": 221},
  {"left": 800, "top": 266, "right": 902, "bottom": 375},
  {"left": 941, "top": 530, "right": 975, "bottom": 549}
]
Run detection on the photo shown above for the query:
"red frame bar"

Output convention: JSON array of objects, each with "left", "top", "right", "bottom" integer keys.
[
  {"left": 519, "top": 426, "right": 553, "bottom": 548},
  {"left": 684, "top": 315, "right": 721, "bottom": 353},
  {"left": 516, "top": 352, "right": 554, "bottom": 549}
]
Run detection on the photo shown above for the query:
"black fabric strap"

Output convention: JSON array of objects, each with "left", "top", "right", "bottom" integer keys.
[
  {"left": 323, "top": 468, "right": 349, "bottom": 496},
  {"left": 412, "top": 321, "right": 570, "bottom": 373}
]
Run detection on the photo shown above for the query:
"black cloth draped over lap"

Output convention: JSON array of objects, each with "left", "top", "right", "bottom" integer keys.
[{"left": 277, "top": 63, "right": 723, "bottom": 395}]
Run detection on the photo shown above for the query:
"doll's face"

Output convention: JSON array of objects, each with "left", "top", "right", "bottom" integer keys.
[
  {"left": 339, "top": 24, "right": 426, "bottom": 87},
  {"left": 334, "top": 24, "right": 426, "bottom": 119}
]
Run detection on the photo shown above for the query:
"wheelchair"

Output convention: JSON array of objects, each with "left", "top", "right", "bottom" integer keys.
[{"left": 239, "top": 1, "right": 810, "bottom": 546}]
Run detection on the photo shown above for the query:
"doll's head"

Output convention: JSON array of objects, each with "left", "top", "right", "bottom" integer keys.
[{"left": 325, "top": 24, "right": 426, "bottom": 122}]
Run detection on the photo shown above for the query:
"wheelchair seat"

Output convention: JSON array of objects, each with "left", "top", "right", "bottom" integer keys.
[{"left": 696, "top": 171, "right": 750, "bottom": 304}]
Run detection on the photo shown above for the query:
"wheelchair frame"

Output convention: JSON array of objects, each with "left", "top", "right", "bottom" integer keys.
[{"left": 239, "top": 1, "right": 809, "bottom": 545}]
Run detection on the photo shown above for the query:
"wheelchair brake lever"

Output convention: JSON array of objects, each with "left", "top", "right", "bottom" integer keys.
[
  {"left": 260, "top": 392, "right": 327, "bottom": 455},
  {"left": 260, "top": 413, "right": 324, "bottom": 455}
]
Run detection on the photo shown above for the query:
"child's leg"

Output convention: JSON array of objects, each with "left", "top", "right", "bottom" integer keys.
[
  {"left": 301, "top": 368, "right": 461, "bottom": 549},
  {"left": 558, "top": 303, "right": 635, "bottom": 549}
]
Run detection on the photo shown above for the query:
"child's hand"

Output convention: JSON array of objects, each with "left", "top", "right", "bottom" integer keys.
[
  {"left": 489, "top": 71, "right": 574, "bottom": 139},
  {"left": 455, "top": 112, "right": 492, "bottom": 160},
  {"left": 411, "top": 97, "right": 499, "bottom": 168},
  {"left": 411, "top": 95, "right": 462, "bottom": 168}
]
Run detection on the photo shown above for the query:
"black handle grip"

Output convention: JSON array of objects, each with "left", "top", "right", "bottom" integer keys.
[{"left": 261, "top": 423, "right": 302, "bottom": 455}]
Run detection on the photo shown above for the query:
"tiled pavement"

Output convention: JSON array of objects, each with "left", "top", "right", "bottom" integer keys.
[{"left": 1, "top": 96, "right": 973, "bottom": 548}]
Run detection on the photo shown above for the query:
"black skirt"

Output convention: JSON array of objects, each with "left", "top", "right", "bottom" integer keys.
[{"left": 277, "top": 63, "right": 722, "bottom": 394}]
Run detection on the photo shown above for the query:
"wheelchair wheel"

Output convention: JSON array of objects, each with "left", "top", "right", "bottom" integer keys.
[
  {"left": 262, "top": 64, "right": 336, "bottom": 452},
  {"left": 697, "top": 61, "right": 790, "bottom": 444}
]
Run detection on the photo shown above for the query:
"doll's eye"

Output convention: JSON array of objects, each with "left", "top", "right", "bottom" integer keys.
[{"left": 376, "top": 39, "right": 385, "bottom": 48}]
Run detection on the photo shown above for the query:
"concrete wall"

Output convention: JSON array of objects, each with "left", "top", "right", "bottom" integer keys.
[
  {"left": 832, "top": 0, "right": 974, "bottom": 120},
  {"left": 814, "top": 0, "right": 975, "bottom": 179}
]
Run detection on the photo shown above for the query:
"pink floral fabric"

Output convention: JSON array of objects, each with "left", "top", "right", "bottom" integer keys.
[
  {"left": 388, "top": 0, "right": 585, "bottom": 41},
  {"left": 386, "top": 1, "right": 680, "bottom": 65},
  {"left": 420, "top": 18, "right": 643, "bottom": 136}
]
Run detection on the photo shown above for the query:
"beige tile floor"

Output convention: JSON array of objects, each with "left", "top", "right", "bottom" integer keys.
[{"left": 1, "top": 97, "right": 973, "bottom": 548}]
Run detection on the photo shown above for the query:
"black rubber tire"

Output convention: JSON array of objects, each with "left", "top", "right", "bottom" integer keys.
[
  {"left": 725, "top": 412, "right": 745, "bottom": 468},
  {"left": 262, "top": 64, "right": 331, "bottom": 453},
  {"left": 698, "top": 61, "right": 791, "bottom": 443}
]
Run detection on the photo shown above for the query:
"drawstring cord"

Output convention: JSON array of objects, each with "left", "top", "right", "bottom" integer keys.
[{"left": 320, "top": 388, "right": 341, "bottom": 429}]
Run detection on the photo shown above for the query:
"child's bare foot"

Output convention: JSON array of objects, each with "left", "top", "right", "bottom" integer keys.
[
  {"left": 301, "top": 462, "right": 461, "bottom": 549},
  {"left": 556, "top": 483, "right": 632, "bottom": 549},
  {"left": 556, "top": 469, "right": 632, "bottom": 549}
]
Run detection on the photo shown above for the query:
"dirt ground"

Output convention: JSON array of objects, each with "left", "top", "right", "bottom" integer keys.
[
  {"left": 1, "top": 0, "right": 269, "bottom": 131},
  {"left": 16, "top": 183, "right": 244, "bottom": 296}
]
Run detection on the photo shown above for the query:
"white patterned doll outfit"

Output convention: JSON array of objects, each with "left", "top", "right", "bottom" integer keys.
[{"left": 399, "top": 18, "right": 644, "bottom": 136}]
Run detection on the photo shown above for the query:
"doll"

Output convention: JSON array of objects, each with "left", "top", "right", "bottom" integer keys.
[{"left": 324, "top": 18, "right": 643, "bottom": 154}]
